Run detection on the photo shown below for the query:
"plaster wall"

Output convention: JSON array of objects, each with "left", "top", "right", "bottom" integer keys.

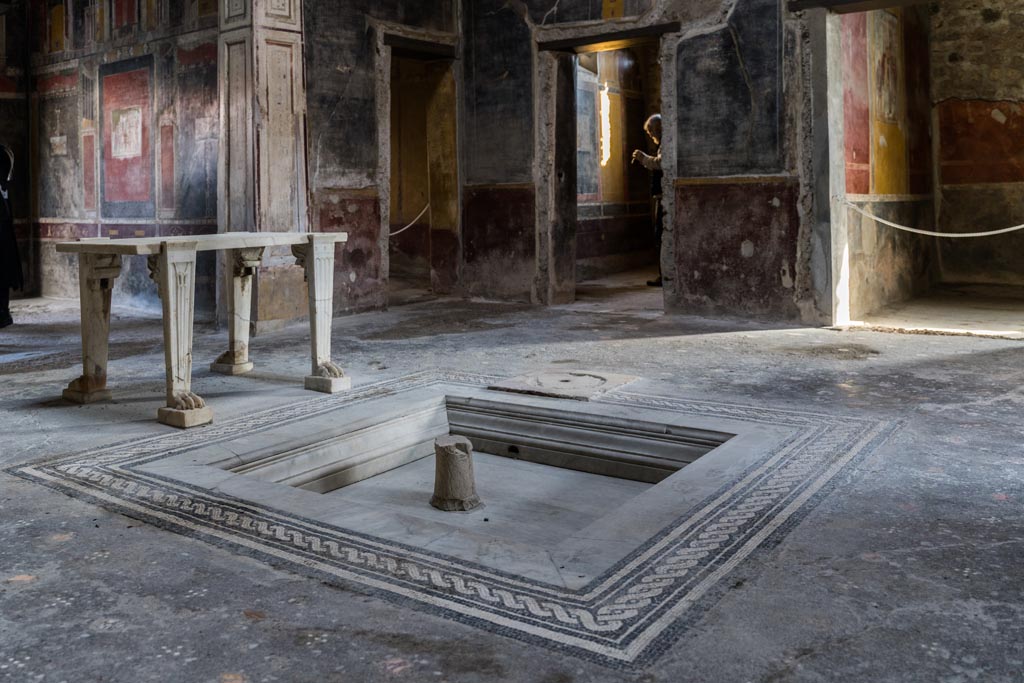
[
  {"left": 22, "top": 0, "right": 220, "bottom": 318},
  {"left": 670, "top": 0, "right": 822, "bottom": 321},
  {"left": 930, "top": 0, "right": 1024, "bottom": 286},
  {"left": 471, "top": 0, "right": 832, "bottom": 318},
  {"left": 304, "top": 1, "right": 455, "bottom": 313},
  {"left": 837, "top": 7, "right": 936, "bottom": 320}
]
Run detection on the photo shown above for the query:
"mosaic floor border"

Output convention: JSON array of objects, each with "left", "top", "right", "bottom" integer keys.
[{"left": 9, "top": 371, "right": 900, "bottom": 668}]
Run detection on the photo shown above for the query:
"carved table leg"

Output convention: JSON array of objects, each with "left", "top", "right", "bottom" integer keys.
[
  {"left": 63, "top": 253, "right": 122, "bottom": 404},
  {"left": 293, "top": 235, "right": 350, "bottom": 394},
  {"left": 210, "top": 247, "right": 264, "bottom": 375},
  {"left": 150, "top": 241, "right": 212, "bottom": 429}
]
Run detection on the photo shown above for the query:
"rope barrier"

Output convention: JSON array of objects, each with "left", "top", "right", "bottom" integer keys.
[
  {"left": 390, "top": 204, "right": 431, "bottom": 237},
  {"left": 843, "top": 200, "right": 1024, "bottom": 239}
]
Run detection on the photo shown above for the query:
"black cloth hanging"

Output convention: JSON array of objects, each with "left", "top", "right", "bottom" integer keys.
[{"left": 0, "top": 146, "right": 23, "bottom": 293}]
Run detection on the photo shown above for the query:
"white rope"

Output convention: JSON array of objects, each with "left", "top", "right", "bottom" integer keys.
[
  {"left": 843, "top": 200, "right": 1024, "bottom": 239},
  {"left": 389, "top": 204, "right": 430, "bottom": 237}
]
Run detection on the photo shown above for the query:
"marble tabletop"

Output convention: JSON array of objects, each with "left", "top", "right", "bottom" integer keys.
[{"left": 56, "top": 231, "right": 349, "bottom": 256}]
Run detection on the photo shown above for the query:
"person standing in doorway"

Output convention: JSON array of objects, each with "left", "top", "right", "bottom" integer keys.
[
  {"left": 0, "top": 145, "right": 22, "bottom": 328},
  {"left": 632, "top": 114, "right": 664, "bottom": 287}
]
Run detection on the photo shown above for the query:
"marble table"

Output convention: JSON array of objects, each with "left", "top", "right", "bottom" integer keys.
[{"left": 57, "top": 232, "right": 349, "bottom": 428}]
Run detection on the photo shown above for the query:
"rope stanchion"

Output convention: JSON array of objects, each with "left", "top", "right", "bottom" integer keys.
[
  {"left": 390, "top": 204, "right": 431, "bottom": 237},
  {"left": 842, "top": 199, "right": 1024, "bottom": 239}
]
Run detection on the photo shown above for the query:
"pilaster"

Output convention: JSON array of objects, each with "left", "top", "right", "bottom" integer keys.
[{"left": 217, "top": 0, "right": 309, "bottom": 331}]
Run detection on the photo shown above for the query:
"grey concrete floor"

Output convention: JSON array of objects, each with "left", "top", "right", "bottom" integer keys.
[{"left": 1, "top": 275, "right": 1023, "bottom": 683}]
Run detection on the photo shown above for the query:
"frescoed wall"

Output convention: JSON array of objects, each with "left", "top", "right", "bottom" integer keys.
[
  {"left": 931, "top": 1, "right": 1024, "bottom": 286},
  {"left": 839, "top": 7, "right": 936, "bottom": 319},
  {"left": 26, "top": 0, "right": 220, "bottom": 314},
  {"left": 100, "top": 57, "right": 154, "bottom": 216}
]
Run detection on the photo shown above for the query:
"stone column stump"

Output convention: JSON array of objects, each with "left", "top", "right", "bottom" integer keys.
[{"left": 431, "top": 436, "right": 483, "bottom": 512}]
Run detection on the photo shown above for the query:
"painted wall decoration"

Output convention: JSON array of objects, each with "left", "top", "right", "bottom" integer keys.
[
  {"left": 843, "top": 8, "right": 931, "bottom": 197},
  {"left": 113, "top": 0, "right": 137, "bottom": 30},
  {"left": 82, "top": 133, "right": 97, "bottom": 211},
  {"left": 842, "top": 13, "right": 870, "bottom": 194},
  {"left": 111, "top": 107, "right": 142, "bottom": 159},
  {"left": 676, "top": 0, "right": 783, "bottom": 177},
  {"left": 100, "top": 56, "right": 154, "bottom": 217},
  {"left": 868, "top": 10, "right": 908, "bottom": 195},
  {"left": 37, "top": 70, "right": 81, "bottom": 218}
]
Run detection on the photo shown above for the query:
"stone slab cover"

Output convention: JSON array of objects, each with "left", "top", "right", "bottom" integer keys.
[{"left": 489, "top": 370, "right": 638, "bottom": 401}]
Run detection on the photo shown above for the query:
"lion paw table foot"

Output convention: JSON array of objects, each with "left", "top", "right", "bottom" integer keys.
[
  {"left": 210, "top": 354, "right": 255, "bottom": 376},
  {"left": 63, "top": 387, "right": 112, "bottom": 404},
  {"left": 304, "top": 362, "right": 350, "bottom": 394},
  {"left": 304, "top": 375, "right": 352, "bottom": 393},
  {"left": 210, "top": 362, "right": 254, "bottom": 376},
  {"left": 63, "top": 376, "right": 112, "bottom": 404},
  {"left": 158, "top": 406, "right": 214, "bottom": 429}
]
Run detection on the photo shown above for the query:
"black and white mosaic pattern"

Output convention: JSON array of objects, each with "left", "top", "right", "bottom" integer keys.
[{"left": 9, "top": 372, "right": 899, "bottom": 668}]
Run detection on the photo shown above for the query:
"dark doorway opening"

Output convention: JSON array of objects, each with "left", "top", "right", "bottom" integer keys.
[
  {"left": 387, "top": 55, "right": 459, "bottom": 307},
  {"left": 574, "top": 47, "right": 661, "bottom": 285}
]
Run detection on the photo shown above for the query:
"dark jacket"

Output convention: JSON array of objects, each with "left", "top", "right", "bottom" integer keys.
[{"left": 0, "top": 180, "right": 22, "bottom": 292}]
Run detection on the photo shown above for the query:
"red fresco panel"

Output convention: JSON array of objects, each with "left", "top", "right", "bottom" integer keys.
[
  {"left": 113, "top": 0, "right": 136, "bottom": 29},
  {"left": 160, "top": 125, "right": 175, "bottom": 210},
  {"left": 0, "top": 75, "right": 18, "bottom": 95},
  {"left": 103, "top": 68, "right": 151, "bottom": 203},
  {"left": 939, "top": 100, "right": 1024, "bottom": 185},
  {"left": 37, "top": 72, "right": 78, "bottom": 94},
  {"left": 177, "top": 43, "right": 217, "bottom": 67},
  {"left": 83, "top": 134, "right": 96, "bottom": 210},
  {"left": 842, "top": 13, "right": 870, "bottom": 195}
]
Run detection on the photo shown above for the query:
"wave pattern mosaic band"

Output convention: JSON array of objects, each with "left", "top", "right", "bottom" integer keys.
[{"left": 8, "top": 372, "right": 899, "bottom": 668}]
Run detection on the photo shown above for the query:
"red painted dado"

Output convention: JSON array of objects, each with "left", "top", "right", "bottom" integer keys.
[
  {"left": 103, "top": 68, "right": 152, "bottom": 204},
  {"left": 177, "top": 43, "right": 218, "bottom": 67},
  {"left": 939, "top": 100, "right": 1024, "bottom": 185},
  {"left": 316, "top": 189, "right": 386, "bottom": 312},
  {"left": 35, "top": 223, "right": 100, "bottom": 241},
  {"left": 842, "top": 13, "right": 870, "bottom": 195},
  {"left": 0, "top": 74, "right": 20, "bottom": 95},
  {"left": 37, "top": 72, "right": 79, "bottom": 95},
  {"left": 461, "top": 184, "right": 536, "bottom": 301},
  {"left": 673, "top": 180, "right": 802, "bottom": 319}
]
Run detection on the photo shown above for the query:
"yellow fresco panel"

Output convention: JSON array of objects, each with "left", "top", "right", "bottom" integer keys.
[
  {"left": 49, "top": 5, "right": 65, "bottom": 53},
  {"left": 872, "top": 121, "right": 908, "bottom": 195},
  {"left": 868, "top": 10, "right": 909, "bottom": 195},
  {"left": 602, "top": 0, "right": 625, "bottom": 20},
  {"left": 199, "top": 0, "right": 218, "bottom": 18}
]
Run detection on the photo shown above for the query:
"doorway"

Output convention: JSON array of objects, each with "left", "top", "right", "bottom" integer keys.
[
  {"left": 387, "top": 54, "right": 459, "bottom": 307},
  {"left": 573, "top": 46, "right": 662, "bottom": 308},
  {"left": 536, "top": 27, "right": 672, "bottom": 312},
  {"left": 574, "top": 47, "right": 661, "bottom": 285}
]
